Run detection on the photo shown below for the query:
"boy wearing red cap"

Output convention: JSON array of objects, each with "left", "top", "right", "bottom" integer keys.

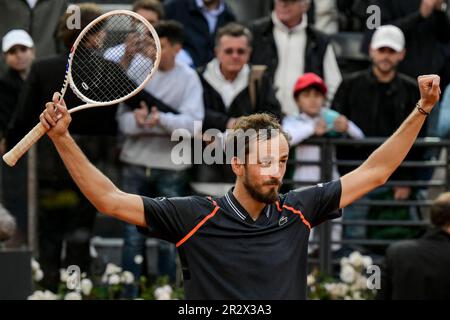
[
  {"left": 283, "top": 72, "right": 364, "bottom": 183},
  {"left": 282, "top": 72, "right": 364, "bottom": 253}
]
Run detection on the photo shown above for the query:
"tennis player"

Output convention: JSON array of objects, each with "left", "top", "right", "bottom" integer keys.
[{"left": 40, "top": 75, "right": 440, "bottom": 299}]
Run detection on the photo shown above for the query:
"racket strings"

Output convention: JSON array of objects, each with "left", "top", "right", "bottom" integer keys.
[{"left": 71, "top": 13, "right": 158, "bottom": 103}]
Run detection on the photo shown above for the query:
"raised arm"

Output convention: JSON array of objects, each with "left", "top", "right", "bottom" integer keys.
[
  {"left": 339, "top": 75, "right": 441, "bottom": 208},
  {"left": 40, "top": 93, "right": 146, "bottom": 227}
]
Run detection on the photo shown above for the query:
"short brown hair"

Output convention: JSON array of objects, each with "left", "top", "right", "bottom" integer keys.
[
  {"left": 215, "top": 22, "right": 253, "bottom": 48},
  {"left": 57, "top": 3, "right": 102, "bottom": 48},
  {"left": 132, "top": 0, "right": 165, "bottom": 19},
  {"left": 226, "top": 113, "right": 288, "bottom": 161},
  {"left": 430, "top": 193, "right": 450, "bottom": 227}
]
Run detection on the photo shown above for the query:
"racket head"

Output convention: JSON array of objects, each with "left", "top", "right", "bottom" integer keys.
[{"left": 67, "top": 10, "right": 161, "bottom": 105}]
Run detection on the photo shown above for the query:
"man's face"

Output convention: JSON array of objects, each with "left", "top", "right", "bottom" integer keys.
[
  {"left": 274, "top": 0, "right": 309, "bottom": 27},
  {"left": 216, "top": 35, "right": 251, "bottom": 76},
  {"left": 370, "top": 47, "right": 405, "bottom": 74},
  {"left": 135, "top": 8, "right": 159, "bottom": 25},
  {"left": 159, "top": 37, "right": 181, "bottom": 71},
  {"left": 5, "top": 45, "right": 35, "bottom": 73},
  {"left": 240, "top": 134, "right": 289, "bottom": 204}
]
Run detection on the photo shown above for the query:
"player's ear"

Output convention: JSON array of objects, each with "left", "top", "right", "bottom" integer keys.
[{"left": 231, "top": 156, "right": 244, "bottom": 177}]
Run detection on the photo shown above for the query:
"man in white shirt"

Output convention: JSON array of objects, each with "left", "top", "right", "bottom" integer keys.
[{"left": 250, "top": 0, "right": 342, "bottom": 115}]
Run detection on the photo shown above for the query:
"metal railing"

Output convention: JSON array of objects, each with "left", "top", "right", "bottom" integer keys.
[{"left": 287, "top": 137, "right": 450, "bottom": 274}]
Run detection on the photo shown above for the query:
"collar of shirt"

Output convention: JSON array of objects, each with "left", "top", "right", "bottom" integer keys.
[
  {"left": 271, "top": 11, "right": 308, "bottom": 34},
  {"left": 203, "top": 58, "right": 250, "bottom": 109},
  {"left": 225, "top": 188, "right": 271, "bottom": 222},
  {"left": 195, "top": 0, "right": 225, "bottom": 33}
]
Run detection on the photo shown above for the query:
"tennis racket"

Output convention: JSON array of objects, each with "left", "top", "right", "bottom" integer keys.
[{"left": 3, "top": 10, "right": 161, "bottom": 167}]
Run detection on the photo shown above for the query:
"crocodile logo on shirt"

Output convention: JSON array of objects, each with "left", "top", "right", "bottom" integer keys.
[{"left": 279, "top": 216, "right": 288, "bottom": 227}]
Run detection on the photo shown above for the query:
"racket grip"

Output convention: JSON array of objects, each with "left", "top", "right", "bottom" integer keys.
[{"left": 3, "top": 122, "right": 48, "bottom": 167}]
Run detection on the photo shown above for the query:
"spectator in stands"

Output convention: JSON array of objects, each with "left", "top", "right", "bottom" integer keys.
[
  {"left": 193, "top": 22, "right": 281, "bottom": 196},
  {"left": 132, "top": 0, "right": 163, "bottom": 24},
  {"left": 0, "top": 0, "right": 68, "bottom": 74},
  {"left": 250, "top": 0, "right": 342, "bottom": 116},
  {"left": 117, "top": 21, "right": 204, "bottom": 297},
  {"left": 372, "top": 0, "right": 450, "bottom": 81},
  {"left": 0, "top": 30, "right": 35, "bottom": 145},
  {"left": 310, "top": 0, "right": 339, "bottom": 34},
  {"left": 105, "top": 0, "right": 193, "bottom": 67},
  {"left": 283, "top": 72, "right": 364, "bottom": 184},
  {"left": 164, "top": 0, "right": 236, "bottom": 68},
  {"left": 12, "top": 4, "right": 111, "bottom": 292},
  {"left": 0, "top": 29, "right": 35, "bottom": 248},
  {"left": 332, "top": 25, "right": 423, "bottom": 243},
  {"left": 378, "top": 192, "right": 450, "bottom": 299},
  {"left": 282, "top": 72, "right": 364, "bottom": 254}
]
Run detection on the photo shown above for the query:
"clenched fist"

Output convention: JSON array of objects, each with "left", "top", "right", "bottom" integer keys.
[{"left": 418, "top": 74, "right": 441, "bottom": 112}]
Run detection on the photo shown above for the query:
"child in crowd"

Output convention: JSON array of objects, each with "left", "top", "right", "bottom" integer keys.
[{"left": 282, "top": 72, "right": 365, "bottom": 253}]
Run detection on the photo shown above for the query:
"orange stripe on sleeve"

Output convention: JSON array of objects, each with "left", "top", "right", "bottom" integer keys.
[
  {"left": 282, "top": 205, "right": 312, "bottom": 230},
  {"left": 176, "top": 205, "right": 220, "bottom": 248}
]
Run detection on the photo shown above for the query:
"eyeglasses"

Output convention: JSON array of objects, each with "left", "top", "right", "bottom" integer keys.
[{"left": 223, "top": 48, "right": 248, "bottom": 55}]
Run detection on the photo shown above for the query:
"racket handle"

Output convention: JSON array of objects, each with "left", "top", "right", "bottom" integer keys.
[{"left": 3, "top": 122, "right": 48, "bottom": 167}]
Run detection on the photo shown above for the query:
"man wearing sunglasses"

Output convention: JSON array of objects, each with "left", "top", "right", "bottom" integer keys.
[{"left": 193, "top": 22, "right": 282, "bottom": 197}]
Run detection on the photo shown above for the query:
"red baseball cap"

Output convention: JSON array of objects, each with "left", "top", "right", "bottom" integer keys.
[{"left": 293, "top": 72, "right": 327, "bottom": 97}]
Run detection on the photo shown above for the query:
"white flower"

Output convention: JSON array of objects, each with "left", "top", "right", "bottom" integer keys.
[
  {"left": 352, "top": 291, "right": 363, "bottom": 300},
  {"left": 121, "top": 271, "right": 135, "bottom": 284},
  {"left": 81, "top": 272, "right": 87, "bottom": 279},
  {"left": 161, "top": 285, "right": 173, "bottom": 295},
  {"left": 307, "top": 274, "right": 315, "bottom": 286},
  {"left": 28, "top": 290, "right": 44, "bottom": 300},
  {"left": 340, "top": 257, "right": 350, "bottom": 267},
  {"left": 105, "top": 263, "right": 122, "bottom": 275},
  {"left": 156, "top": 292, "right": 172, "bottom": 300},
  {"left": 354, "top": 276, "right": 368, "bottom": 291},
  {"left": 340, "top": 264, "right": 356, "bottom": 284},
  {"left": 349, "top": 251, "right": 364, "bottom": 268},
  {"left": 108, "top": 274, "right": 121, "bottom": 285},
  {"left": 101, "top": 274, "right": 108, "bottom": 283},
  {"left": 34, "top": 269, "right": 44, "bottom": 282},
  {"left": 154, "top": 285, "right": 173, "bottom": 300},
  {"left": 362, "top": 256, "right": 373, "bottom": 269},
  {"left": 60, "top": 269, "right": 69, "bottom": 282},
  {"left": 325, "top": 283, "right": 349, "bottom": 299},
  {"left": 64, "top": 291, "right": 82, "bottom": 300},
  {"left": 28, "top": 290, "right": 59, "bottom": 300},
  {"left": 42, "top": 290, "right": 59, "bottom": 300},
  {"left": 336, "top": 283, "right": 349, "bottom": 297},
  {"left": 31, "top": 259, "right": 40, "bottom": 272},
  {"left": 81, "top": 278, "right": 93, "bottom": 296},
  {"left": 134, "top": 255, "right": 143, "bottom": 265}
]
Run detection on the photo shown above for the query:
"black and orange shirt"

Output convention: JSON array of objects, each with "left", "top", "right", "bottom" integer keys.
[{"left": 138, "top": 179, "right": 342, "bottom": 299}]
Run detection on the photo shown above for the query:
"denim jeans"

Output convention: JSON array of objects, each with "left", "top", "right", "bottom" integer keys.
[{"left": 121, "top": 164, "right": 189, "bottom": 298}]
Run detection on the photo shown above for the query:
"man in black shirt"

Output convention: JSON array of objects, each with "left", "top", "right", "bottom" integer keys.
[{"left": 36, "top": 74, "right": 441, "bottom": 299}]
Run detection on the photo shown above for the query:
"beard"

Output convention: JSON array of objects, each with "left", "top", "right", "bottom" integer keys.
[
  {"left": 243, "top": 176, "right": 281, "bottom": 204},
  {"left": 374, "top": 60, "right": 396, "bottom": 74}
]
